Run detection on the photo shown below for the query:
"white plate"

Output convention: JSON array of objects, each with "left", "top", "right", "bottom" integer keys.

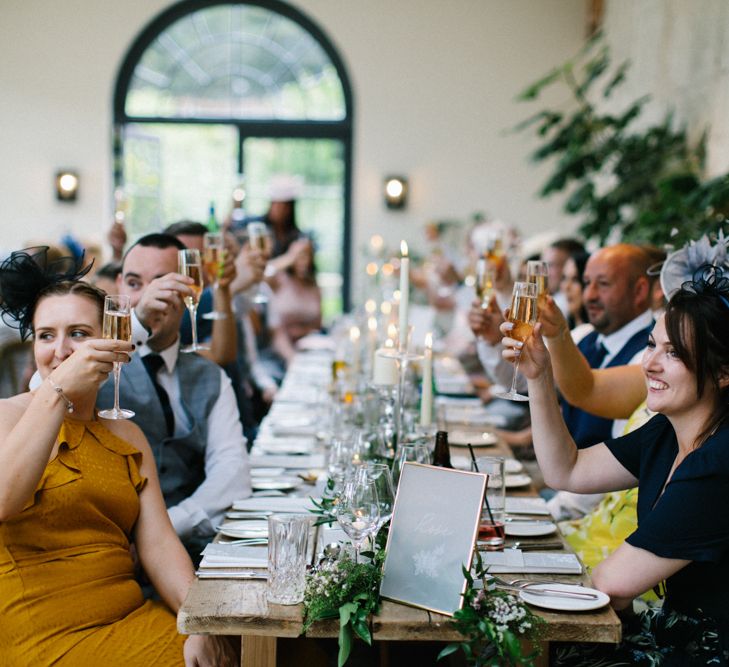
[
  {"left": 505, "top": 521, "right": 557, "bottom": 537},
  {"left": 218, "top": 520, "right": 269, "bottom": 539},
  {"left": 505, "top": 473, "right": 532, "bottom": 488},
  {"left": 519, "top": 584, "right": 609, "bottom": 611},
  {"left": 504, "top": 459, "right": 524, "bottom": 474},
  {"left": 449, "top": 430, "right": 499, "bottom": 447},
  {"left": 250, "top": 467, "right": 286, "bottom": 477},
  {"left": 505, "top": 497, "right": 551, "bottom": 515},
  {"left": 251, "top": 477, "right": 300, "bottom": 491}
]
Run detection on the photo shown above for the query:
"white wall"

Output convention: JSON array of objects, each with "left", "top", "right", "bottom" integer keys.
[
  {"left": 0, "top": 0, "right": 586, "bottom": 263},
  {"left": 602, "top": 0, "right": 729, "bottom": 176}
]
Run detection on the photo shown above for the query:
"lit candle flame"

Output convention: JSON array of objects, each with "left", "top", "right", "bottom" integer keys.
[
  {"left": 368, "top": 316, "right": 378, "bottom": 332},
  {"left": 365, "top": 299, "right": 377, "bottom": 315},
  {"left": 400, "top": 240, "right": 408, "bottom": 257},
  {"left": 425, "top": 332, "right": 433, "bottom": 350},
  {"left": 387, "top": 323, "right": 398, "bottom": 340},
  {"left": 380, "top": 301, "right": 392, "bottom": 315},
  {"left": 349, "top": 326, "right": 361, "bottom": 342}
]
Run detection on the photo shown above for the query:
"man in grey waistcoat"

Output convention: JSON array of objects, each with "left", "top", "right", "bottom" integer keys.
[{"left": 97, "top": 233, "right": 251, "bottom": 558}]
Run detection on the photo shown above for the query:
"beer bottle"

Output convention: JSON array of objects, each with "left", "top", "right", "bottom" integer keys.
[
  {"left": 432, "top": 430, "right": 453, "bottom": 468},
  {"left": 207, "top": 201, "right": 219, "bottom": 232}
]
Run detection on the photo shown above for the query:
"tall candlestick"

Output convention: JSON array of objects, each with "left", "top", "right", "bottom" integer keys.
[
  {"left": 367, "top": 316, "right": 378, "bottom": 375},
  {"left": 420, "top": 332, "right": 433, "bottom": 426},
  {"left": 349, "top": 325, "right": 361, "bottom": 375},
  {"left": 398, "top": 240, "right": 409, "bottom": 351}
]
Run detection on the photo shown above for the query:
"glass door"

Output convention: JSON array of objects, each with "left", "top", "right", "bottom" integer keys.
[{"left": 242, "top": 137, "right": 345, "bottom": 321}]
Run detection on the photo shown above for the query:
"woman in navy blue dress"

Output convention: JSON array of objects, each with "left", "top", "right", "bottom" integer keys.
[{"left": 502, "top": 266, "right": 729, "bottom": 665}]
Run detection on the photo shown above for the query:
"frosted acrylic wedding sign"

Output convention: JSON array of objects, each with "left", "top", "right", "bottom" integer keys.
[{"left": 380, "top": 463, "right": 486, "bottom": 616}]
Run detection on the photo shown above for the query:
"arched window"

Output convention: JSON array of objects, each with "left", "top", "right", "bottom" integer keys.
[{"left": 114, "top": 0, "right": 353, "bottom": 313}]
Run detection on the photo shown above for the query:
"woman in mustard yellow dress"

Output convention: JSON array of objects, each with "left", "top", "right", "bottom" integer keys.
[{"left": 0, "top": 248, "right": 236, "bottom": 666}]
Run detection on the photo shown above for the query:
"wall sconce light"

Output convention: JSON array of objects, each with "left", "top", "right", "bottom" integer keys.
[
  {"left": 56, "top": 170, "right": 79, "bottom": 202},
  {"left": 384, "top": 175, "right": 408, "bottom": 210}
]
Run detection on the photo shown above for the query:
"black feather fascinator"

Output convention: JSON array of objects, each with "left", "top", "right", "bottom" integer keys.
[{"left": 0, "top": 246, "right": 93, "bottom": 340}]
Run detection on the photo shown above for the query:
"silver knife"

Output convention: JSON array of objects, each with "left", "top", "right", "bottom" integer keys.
[
  {"left": 196, "top": 569, "right": 268, "bottom": 579},
  {"left": 496, "top": 584, "right": 598, "bottom": 600}
]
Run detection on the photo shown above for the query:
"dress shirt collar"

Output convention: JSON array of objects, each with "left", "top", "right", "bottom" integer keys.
[
  {"left": 139, "top": 337, "right": 180, "bottom": 374},
  {"left": 596, "top": 309, "right": 654, "bottom": 359}
]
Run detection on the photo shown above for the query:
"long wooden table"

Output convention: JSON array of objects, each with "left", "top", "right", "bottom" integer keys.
[{"left": 178, "top": 435, "right": 620, "bottom": 666}]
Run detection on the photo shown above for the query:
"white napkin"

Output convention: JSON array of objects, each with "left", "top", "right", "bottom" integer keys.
[
  {"left": 232, "top": 496, "right": 317, "bottom": 512},
  {"left": 199, "top": 543, "right": 268, "bottom": 569},
  {"left": 249, "top": 453, "right": 325, "bottom": 469},
  {"left": 253, "top": 437, "right": 316, "bottom": 454}
]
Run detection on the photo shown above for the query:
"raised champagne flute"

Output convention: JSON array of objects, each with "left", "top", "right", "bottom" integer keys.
[
  {"left": 475, "top": 258, "right": 496, "bottom": 308},
  {"left": 493, "top": 281, "right": 538, "bottom": 402},
  {"left": 178, "top": 248, "right": 209, "bottom": 353},
  {"left": 98, "top": 294, "right": 134, "bottom": 419},
  {"left": 526, "top": 260, "right": 549, "bottom": 314},
  {"left": 202, "top": 231, "right": 227, "bottom": 320},
  {"left": 484, "top": 230, "right": 505, "bottom": 270},
  {"left": 247, "top": 222, "right": 272, "bottom": 304}
]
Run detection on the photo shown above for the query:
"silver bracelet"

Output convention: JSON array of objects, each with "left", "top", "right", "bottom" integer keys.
[{"left": 47, "top": 377, "right": 74, "bottom": 413}]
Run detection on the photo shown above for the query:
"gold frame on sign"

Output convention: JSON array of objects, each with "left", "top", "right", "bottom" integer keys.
[{"left": 379, "top": 462, "right": 487, "bottom": 616}]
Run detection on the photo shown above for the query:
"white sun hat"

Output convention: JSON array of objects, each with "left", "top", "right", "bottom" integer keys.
[{"left": 268, "top": 174, "right": 304, "bottom": 202}]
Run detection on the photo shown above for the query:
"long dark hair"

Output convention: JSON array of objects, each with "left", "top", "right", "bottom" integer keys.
[
  {"left": 566, "top": 250, "right": 590, "bottom": 328},
  {"left": 664, "top": 264, "right": 729, "bottom": 447}
]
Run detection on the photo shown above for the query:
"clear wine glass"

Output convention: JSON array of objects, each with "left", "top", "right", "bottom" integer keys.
[
  {"left": 475, "top": 258, "right": 496, "bottom": 308},
  {"left": 178, "top": 248, "right": 209, "bottom": 353},
  {"left": 247, "top": 222, "right": 272, "bottom": 304},
  {"left": 202, "top": 232, "right": 227, "bottom": 320},
  {"left": 526, "top": 260, "right": 549, "bottom": 314},
  {"left": 336, "top": 476, "right": 380, "bottom": 563},
  {"left": 391, "top": 444, "right": 425, "bottom": 488},
  {"left": 327, "top": 435, "right": 354, "bottom": 491},
  {"left": 493, "top": 281, "right": 538, "bottom": 401},
  {"left": 360, "top": 463, "right": 395, "bottom": 531},
  {"left": 98, "top": 294, "right": 134, "bottom": 420}
]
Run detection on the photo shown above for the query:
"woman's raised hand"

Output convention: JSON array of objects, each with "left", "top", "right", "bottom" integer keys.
[
  {"left": 48, "top": 339, "right": 133, "bottom": 400},
  {"left": 500, "top": 321, "right": 551, "bottom": 380},
  {"left": 539, "top": 295, "right": 569, "bottom": 339}
]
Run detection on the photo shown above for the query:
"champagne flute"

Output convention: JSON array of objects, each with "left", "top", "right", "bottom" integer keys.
[
  {"left": 336, "top": 475, "right": 380, "bottom": 562},
  {"left": 493, "top": 281, "right": 538, "bottom": 402},
  {"left": 98, "top": 294, "right": 134, "bottom": 420},
  {"left": 484, "top": 230, "right": 505, "bottom": 270},
  {"left": 178, "top": 248, "right": 209, "bottom": 353},
  {"left": 248, "top": 222, "right": 271, "bottom": 304},
  {"left": 202, "top": 232, "right": 227, "bottom": 320},
  {"left": 526, "top": 260, "right": 549, "bottom": 314},
  {"left": 475, "top": 258, "right": 496, "bottom": 308}
]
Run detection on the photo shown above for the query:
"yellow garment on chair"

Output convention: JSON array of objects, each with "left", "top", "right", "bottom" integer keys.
[{"left": 0, "top": 418, "right": 186, "bottom": 666}]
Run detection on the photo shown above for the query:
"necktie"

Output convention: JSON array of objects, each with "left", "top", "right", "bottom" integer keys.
[
  {"left": 586, "top": 338, "right": 609, "bottom": 369},
  {"left": 142, "top": 354, "right": 175, "bottom": 437}
]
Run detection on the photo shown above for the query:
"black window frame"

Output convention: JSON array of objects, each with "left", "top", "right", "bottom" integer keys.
[{"left": 113, "top": 0, "right": 354, "bottom": 309}]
